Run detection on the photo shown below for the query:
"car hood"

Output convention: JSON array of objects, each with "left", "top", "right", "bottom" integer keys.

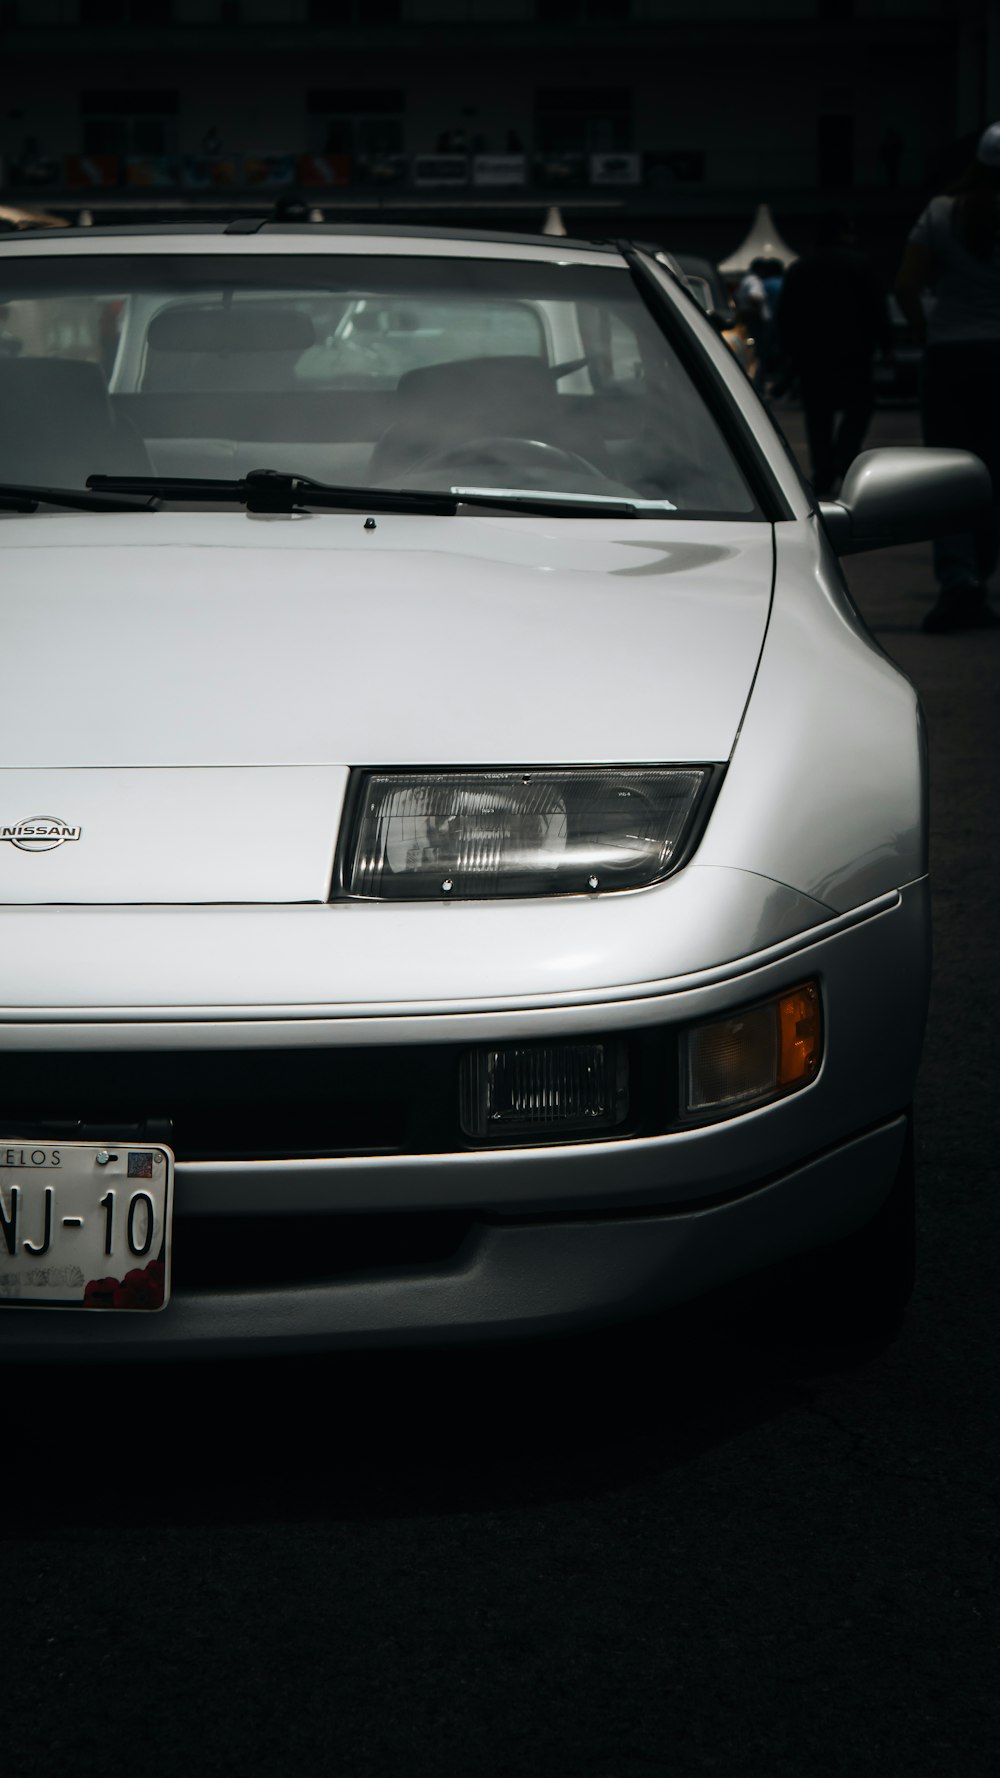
[{"left": 0, "top": 511, "right": 773, "bottom": 902}]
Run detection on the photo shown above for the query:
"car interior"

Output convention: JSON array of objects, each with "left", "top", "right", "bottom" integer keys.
[{"left": 0, "top": 279, "right": 756, "bottom": 511}]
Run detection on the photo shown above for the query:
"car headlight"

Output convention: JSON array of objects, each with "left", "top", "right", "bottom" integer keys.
[{"left": 343, "top": 767, "right": 711, "bottom": 899}]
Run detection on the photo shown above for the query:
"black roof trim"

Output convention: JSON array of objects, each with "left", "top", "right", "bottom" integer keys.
[
  {"left": 261, "top": 223, "right": 620, "bottom": 251},
  {"left": 2, "top": 223, "right": 240, "bottom": 240},
  {"left": 1, "top": 220, "right": 622, "bottom": 254}
]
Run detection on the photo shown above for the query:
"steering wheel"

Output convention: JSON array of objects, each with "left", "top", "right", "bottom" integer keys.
[{"left": 408, "top": 435, "right": 608, "bottom": 481}]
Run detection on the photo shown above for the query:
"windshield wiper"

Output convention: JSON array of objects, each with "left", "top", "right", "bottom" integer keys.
[
  {"left": 88, "top": 470, "right": 460, "bottom": 516},
  {"left": 0, "top": 480, "right": 156, "bottom": 513},
  {"left": 448, "top": 485, "right": 675, "bottom": 517},
  {"left": 87, "top": 469, "right": 655, "bottom": 520}
]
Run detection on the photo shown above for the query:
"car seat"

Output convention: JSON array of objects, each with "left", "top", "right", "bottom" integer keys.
[
  {"left": 0, "top": 357, "right": 153, "bottom": 488},
  {"left": 367, "top": 355, "right": 582, "bottom": 484}
]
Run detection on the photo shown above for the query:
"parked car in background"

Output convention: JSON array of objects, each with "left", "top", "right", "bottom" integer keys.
[
  {"left": 671, "top": 250, "right": 758, "bottom": 380},
  {"left": 0, "top": 223, "right": 988, "bottom": 1360}
]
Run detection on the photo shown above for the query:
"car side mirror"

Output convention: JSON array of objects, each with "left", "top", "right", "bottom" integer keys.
[{"left": 819, "top": 447, "right": 991, "bottom": 555}]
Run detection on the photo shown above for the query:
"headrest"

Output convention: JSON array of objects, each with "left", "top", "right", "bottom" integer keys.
[
  {"left": 0, "top": 354, "right": 151, "bottom": 484},
  {"left": 395, "top": 355, "right": 554, "bottom": 408},
  {"left": 0, "top": 356, "right": 110, "bottom": 406},
  {"left": 146, "top": 305, "right": 315, "bottom": 354}
]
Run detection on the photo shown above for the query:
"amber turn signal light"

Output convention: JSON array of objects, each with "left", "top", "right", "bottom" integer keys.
[
  {"left": 777, "top": 982, "right": 822, "bottom": 1088},
  {"left": 682, "top": 980, "right": 822, "bottom": 1118}
]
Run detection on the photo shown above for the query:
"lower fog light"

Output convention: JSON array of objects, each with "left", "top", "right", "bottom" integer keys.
[
  {"left": 461, "top": 1041, "right": 628, "bottom": 1141},
  {"left": 682, "top": 981, "right": 822, "bottom": 1117}
]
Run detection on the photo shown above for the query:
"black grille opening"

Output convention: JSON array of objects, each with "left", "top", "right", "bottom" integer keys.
[
  {"left": 170, "top": 1210, "right": 474, "bottom": 1292},
  {"left": 0, "top": 1030, "right": 679, "bottom": 1159},
  {"left": 0, "top": 1047, "right": 444, "bottom": 1159}
]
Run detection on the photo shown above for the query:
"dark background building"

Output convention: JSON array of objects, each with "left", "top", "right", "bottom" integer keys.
[{"left": 2, "top": 0, "right": 999, "bottom": 272}]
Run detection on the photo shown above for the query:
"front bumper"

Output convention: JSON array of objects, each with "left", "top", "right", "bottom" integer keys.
[
  {"left": 2, "top": 1118, "right": 908, "bottom": 1359},
  {"left": 0, "top": 881, "right": 928, "bottom": 1357}
]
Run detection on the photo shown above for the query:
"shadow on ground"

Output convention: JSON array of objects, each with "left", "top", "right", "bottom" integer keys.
[{"left": 6, "top": 1297, "right": 896, "bottom": 1534}]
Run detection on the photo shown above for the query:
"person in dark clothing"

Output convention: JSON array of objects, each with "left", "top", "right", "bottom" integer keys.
[
  {"left": 775, "top": 211, "right": 892, "bottom": 497},
  {"left": 895, "top": 122, "right": 1000, "bottom": 633},
  {"left": 758, "top": 256, "right": 786, "bottom": 391}
]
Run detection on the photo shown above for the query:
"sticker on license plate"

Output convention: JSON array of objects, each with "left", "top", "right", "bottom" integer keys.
[{"left": 0, "top": 1141, "right": 172, "bottom": 1310}]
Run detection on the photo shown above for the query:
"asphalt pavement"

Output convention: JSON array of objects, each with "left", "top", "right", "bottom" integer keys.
[{"left": 4, "top": 405, "right": 998, "bottom": 1778}]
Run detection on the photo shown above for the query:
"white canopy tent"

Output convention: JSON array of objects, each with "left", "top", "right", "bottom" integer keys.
[{"left": 718, "top": 204, "right": 798, "bottom": 278}]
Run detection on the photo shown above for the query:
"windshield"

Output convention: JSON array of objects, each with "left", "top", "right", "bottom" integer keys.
[{"left": 0, "top": 252, "right": 758, "bottom": 515}]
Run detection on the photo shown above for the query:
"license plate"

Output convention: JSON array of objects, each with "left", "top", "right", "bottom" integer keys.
[{"left": 0, "top": 1141, "right": 172, "bottom": 1310}]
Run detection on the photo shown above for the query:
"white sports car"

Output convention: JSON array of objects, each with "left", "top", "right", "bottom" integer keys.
[{"left": 0, "top": 223, "right": 987, "bottom": 1357}]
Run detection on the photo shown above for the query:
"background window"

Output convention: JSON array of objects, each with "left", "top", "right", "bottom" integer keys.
[
  {"left": 307, "top": 89, "right": 405, "bottom": 159},
  {"left": 537, "top": 1, "right": 630, "bottom": 18},
  {"left": 81, "top": 91, "right": 179, "bottom": 158},
  {"left": 535, "top": 88, "right": 632, "bottom": 154},
  {"left": 80, "top": 1, "right": 173, "bottom": 21},
  {"left": 307, "top": 1, "right": 401, "bottom": 21}
]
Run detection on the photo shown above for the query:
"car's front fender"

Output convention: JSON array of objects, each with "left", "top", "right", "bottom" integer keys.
[{"left": 697, "top": 517, "right": 927, "bottom": 911}]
